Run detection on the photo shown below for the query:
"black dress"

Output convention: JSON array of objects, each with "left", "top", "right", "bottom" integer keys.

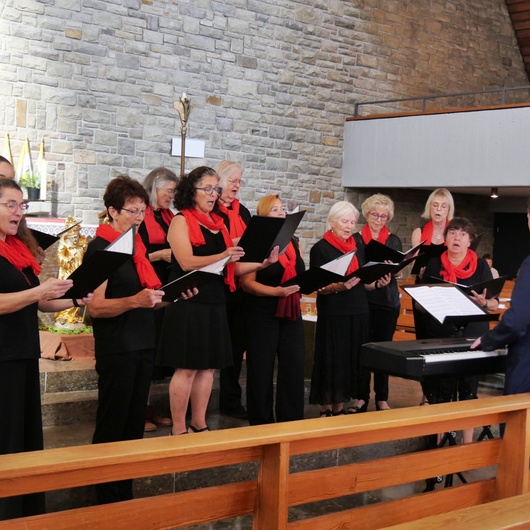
[
  {"left": 309, "top": 238, "right": 370, "bottom": 406},
  {"left": 417, "top": 256, "right": 493, "bottom": 403},
  {"left": 0, "top": 258, "right": 45, "bottom": 520},
  {"left": 354, "top": 232, "right": 402, "bottom": 403},
  {"left": 157, "top": 220, "right": 232, "bottom": 370},
  {"left": 243, "top": 238, "right": 306, "bottom": 425}
]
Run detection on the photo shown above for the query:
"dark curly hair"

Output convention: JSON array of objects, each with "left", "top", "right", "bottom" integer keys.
[
  {"left": 173, "top": 166, "right": 218, "bottom": 211},
  {"left": 103, "top": 175, "right": 149, "bottom": 213},
  {"left": 444, "top": 217, "right": 477, "bottom": 240}
]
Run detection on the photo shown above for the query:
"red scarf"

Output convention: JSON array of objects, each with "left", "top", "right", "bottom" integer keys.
[
  {"left": 142, "top": 206, "right": 174, "bottom": 245},
  {"left": 96, "top": 224, "right": 161, "bottom": 289},
  {"left": 361, "top": 223, "right": 389, "bottom": 246},
  {"left": 0, "top": 235, "right": 41, "bottom": 277},
  {"left": 216, "top": 199, "right": 247, "bottom": 239},
  {"left": 439, "top": 249, "right": 478, "bottom": 283},
  {"left": 421, "top": 220, "right": 448, "bottom": 246},
  {"left": 323, "top": 230, "right": 359, "bottom": 274},
  {"left": 181, "top": 208, "right": 236, "bottom": 292},
  {"left": 275, "top": 241, "right": 301, "bottom": 320}
]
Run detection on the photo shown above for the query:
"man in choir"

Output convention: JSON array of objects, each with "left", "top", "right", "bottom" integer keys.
[{"left": 472, "top": 198, "right": 530, "bottom": 397}]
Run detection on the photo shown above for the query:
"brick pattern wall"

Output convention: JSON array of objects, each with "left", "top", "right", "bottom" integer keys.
[{"left": 0, "top": 0, "right": 526, "bottom": 254}]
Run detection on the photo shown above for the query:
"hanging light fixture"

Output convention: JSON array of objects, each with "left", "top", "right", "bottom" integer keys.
[{"left": 490, "top": 187, "right": 498, "bottom": 199}]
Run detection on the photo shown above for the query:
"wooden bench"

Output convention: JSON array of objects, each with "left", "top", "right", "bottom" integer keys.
[{"left": 0, "top": 394, "right": 529, "bottom": 529}]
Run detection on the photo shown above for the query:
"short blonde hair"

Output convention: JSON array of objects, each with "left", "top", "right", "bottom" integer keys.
[
  {"left": 327, "top": 201, "right": 359, "bottom": 230},
  {"left": 257, "top": 194, "right": 280, "bottom": 216},
  {"left": 361, "top": 193, "right": 394, "bottom": 221},
  {"left": 213, "top": 160, "right": 243, "bottom": 189},
  {"left": 422, "top": 188, "right": 455, "bottom": 220}
]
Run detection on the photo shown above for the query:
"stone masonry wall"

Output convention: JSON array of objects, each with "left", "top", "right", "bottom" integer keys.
[{"left": 0, "top": 0, "right": 527, "bottom": 256}]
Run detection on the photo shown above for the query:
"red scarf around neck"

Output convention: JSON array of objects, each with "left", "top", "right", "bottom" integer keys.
[
  {"left": 181, "top": 208, "right": 236, "bottom": 292},
  {"left": 439, "top": 249, "right": 478, "bottom": 283},
  {"left": 217, "top": 198, "right": 247, "bottom": 239},
  {"left": 323, "top": 230, "right": 359, "bottom": 274},
  {"left": 96, "top": 224, "right": 161, "bottom": 289},
  {"left": 361, "top": 223, "right": 389, "bottom": 245},
  {"left": 142, "top": 206, "right": 174, "bottom": 245},
  {"left": 0, "top": 235, "right": 41, "bottom": 277},
  {"left": 421, "top": 220, "right": 448, "bottom": 246},
  {"left": 275, "top": 240, "right": 301, "bottom": 320}
]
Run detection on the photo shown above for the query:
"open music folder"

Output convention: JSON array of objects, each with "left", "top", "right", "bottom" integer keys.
[
  {"left": 30, "top": 221, "right": 82, "bottom": 250},
  {"left": 429, "top": 275, "right": 507, "bottom": 300},
  {"left": 281, "top": 251, "right": 355, "bottom": 294},
  {"left": 410, "top": 244, "right": 446, "bottom": 274},
  {"left": 59, "top": 226, "right": 136, "bottom": 299},
  {"left": 238, "top": 210, "right": 305, "bottom": 263},
  {"left": 161, "top": 256, "right": 230, "bottom": 302},
  {"left": 348, "top": 255, "right": 418, "bottom": 284},
  {"left": 403, "top": 284, "right": 498, "bottom": 327},
  {"left": 364, "top": 239, "right": 425, "bottom": 264}
]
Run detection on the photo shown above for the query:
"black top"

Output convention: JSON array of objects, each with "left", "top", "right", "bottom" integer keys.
[
  {"left": 86, "top": 237, "right": 156, "bottom": 355},
  {"left": 138, "top": 211, "right": 172, "bottom": 285},
  {"left": 0, "top": 258, "right": 40, "bottom": 361},
  {"left": 353, "top": 232, "right": 402, "bottom": 310},
  {"left": 310, "top": 238, "right": 369, "bottom": 316},
  {"left": 167, "top": 213, "right": 227, "bottom": 305},
  {"left": 417, "top": 256, "right": 493, "bottom": 339},
  {"left": 243, "top": 238, "right": 305, "bottom": 314}
]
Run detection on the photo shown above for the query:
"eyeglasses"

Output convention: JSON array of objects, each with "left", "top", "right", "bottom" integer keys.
[
  {"left": 195, "top": 186, "right": 222, "bottom": 196},
  {"left": 0, "top": 200, "right": 29, "bottom": 214},
  {"left": 432, "top": 202, "right": 449, "bottom": 210},
  {"left": 121, "top": 207, "right": 146, "bottom": 217},
  {"left": 227, "top": 178, "right": 244, "bottom": 187},
  {"left": 369, "top": 212, "right": 389, "bottom": 221},
  {"left": 161, "top": 187, "right": 176, "bottom": 196},
  {"left": 270, "top": 207, "right": 287, "bottom": 214}
]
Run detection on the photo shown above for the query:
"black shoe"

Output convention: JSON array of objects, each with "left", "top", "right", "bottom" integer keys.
[{"left": 220, "top": 405, "right": 248, "bottom": 419}]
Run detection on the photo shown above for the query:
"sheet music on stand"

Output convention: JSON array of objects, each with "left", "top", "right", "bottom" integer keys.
[{"left": 403, "top": 284, "right": 498, "bottom": 327}]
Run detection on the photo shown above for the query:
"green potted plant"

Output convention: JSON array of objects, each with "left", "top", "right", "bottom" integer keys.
[{"left": 19, "top": 171, "right": 41, "bottom": 200}]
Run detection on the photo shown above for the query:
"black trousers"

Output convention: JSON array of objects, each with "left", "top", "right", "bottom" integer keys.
[
  {"left": 368, "top": 305, "right": 400, "bottom": 402},
  {"left": 92, "top": 349, "right": 154, "bottom": 504},
  {"left": 0, "top": 359, "right": 45, "bottom": 520},
  {"left": 245, "top": 312, "right": 305, "bottom": 425},
  {"left": 219, "top": 302, "right": 247, "bottom": 411}
]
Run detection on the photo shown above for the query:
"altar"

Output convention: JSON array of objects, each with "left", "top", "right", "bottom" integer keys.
[{"left": 40, "top": 330, "right": 95, "bottom": 361}]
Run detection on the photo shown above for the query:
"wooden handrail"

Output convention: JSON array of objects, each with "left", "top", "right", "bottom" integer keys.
[{"left": 0, "top": 394, "right": 529, "bottom": 529}]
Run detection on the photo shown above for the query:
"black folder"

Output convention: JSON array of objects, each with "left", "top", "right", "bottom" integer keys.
[
  {"left": 470, "top": 233, "right": 483, "bottom": 252},
  {"left": 30, "top": 221, "right": 82, "bottom": 250},
  {"left": 282, "top": 251, "right": 355, "bottom": 294},
  {"left": 431, "top": 275, "right": 507, "bottom": 300},
  {"left": 348, "top": 255, "right": 418, "bottom": 284},
  {"left": 364, "top": 239, "right": 424, "bottom": 264},
  {"left": 161, "top": 257, "right": 230, "bottom": 302},
  {"left": 59, "top": 226, "right": 135, "bottom": 299},
  {"left": 410, "top": 244, "right": 446, "bottom": 274},
  {"left": 238, "top": 211, "right": 305, "bottom": 263}
]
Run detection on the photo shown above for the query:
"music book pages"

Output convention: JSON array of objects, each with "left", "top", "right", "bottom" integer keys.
[{"left": 404, "top": 284, "right": 485, "bottom": 324}]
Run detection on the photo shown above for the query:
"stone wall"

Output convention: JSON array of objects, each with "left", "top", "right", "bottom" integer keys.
[{"left": 0, "top": 0, "right": 527, "bottom": 254}]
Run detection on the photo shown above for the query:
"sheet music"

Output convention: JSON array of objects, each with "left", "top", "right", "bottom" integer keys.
[
  {"left": 105, "top": 227, "right": 135, "bottom": 255},
  {"left": 321, "top": 251, "right": 355, "bottom": 275},
  {"left": 405, "top": 285, "right": 484, "bottom": 324},
  {"left": 198, "top": 256, "right": 230, "bottom": 274}
]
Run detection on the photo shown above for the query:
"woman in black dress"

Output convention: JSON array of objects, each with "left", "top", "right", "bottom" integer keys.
[
  {"left": 309, "top": 201, "right": 389, "bottom": 417},
  {"left": 240, "top": 194, "right": 305, "bottom": 425},
  {"left": 139, "top": 167, "right": 178, "bottom": 432},
  {"left": 0, "top": 178, "right": 92, "bottom": 520},
  {"left": 419, "top": 217, "right": 498, "bottom": 443},
  {"left": 354, "top": 193, "right": 402, "bottom": 411},
  {"left": 157, "top": 167, "right": 277, "bottom": 435}
]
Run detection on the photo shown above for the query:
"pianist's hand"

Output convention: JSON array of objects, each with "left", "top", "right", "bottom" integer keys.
[{"left": 470, "top": 337, "right": 481, "bottom": 350}]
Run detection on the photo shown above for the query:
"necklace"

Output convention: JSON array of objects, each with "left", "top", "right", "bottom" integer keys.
[{"left": 436, "top": 234, "right": 441, "bottom": 240}]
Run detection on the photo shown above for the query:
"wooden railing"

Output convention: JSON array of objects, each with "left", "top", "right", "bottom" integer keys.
[{"left": 0, "top": 394, "right": 529, "bottom": 529}]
